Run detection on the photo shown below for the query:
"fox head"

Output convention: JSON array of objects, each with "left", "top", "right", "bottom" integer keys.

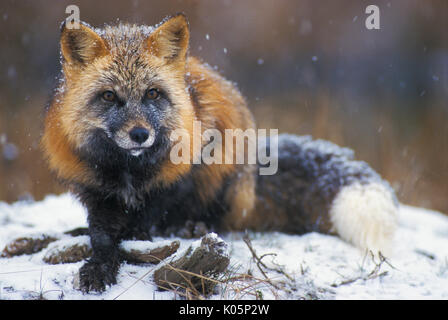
[
  {"left": 43, "top": 14, "right": 254, "bottom": 192},
  {"left": 43, "top": 14, "right": 197, "bottom": 185},
  {"left": 60, "top": 13, "right": 193, "bottom": 154}
]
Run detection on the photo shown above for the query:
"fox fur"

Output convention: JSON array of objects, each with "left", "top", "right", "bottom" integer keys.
[{"left": 42, "top": 14, "right": 398, "bottom": 292}]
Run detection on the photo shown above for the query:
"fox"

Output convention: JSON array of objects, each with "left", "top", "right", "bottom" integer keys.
[{"left": 42, "top": 14, "right": 398, "bottom": 293}]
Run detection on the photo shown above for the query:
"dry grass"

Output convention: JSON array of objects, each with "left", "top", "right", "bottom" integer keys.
[
  {"left": 110, "top": 236, "right": 299, "bottom": 300},
  {"left": 147, "top": 260, "right": 294, "bottom": 300},
  {"left": 330, "top": 251, "right": 395, "bottom": 288}
]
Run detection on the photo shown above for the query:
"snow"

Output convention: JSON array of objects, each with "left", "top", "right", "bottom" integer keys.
[
  {"left": 120, "top": 239, "right": 175, "bottom": 252},
  {"left": 0, "top": 193, "right": 447, "bottom": 300},
  {"left": 2, "top": 143, "right": 19, "bottom": 161}
]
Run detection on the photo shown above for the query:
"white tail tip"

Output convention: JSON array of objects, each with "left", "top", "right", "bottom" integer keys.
[{"left": 330, "top": 182, "right": 398, "bottom": 255}]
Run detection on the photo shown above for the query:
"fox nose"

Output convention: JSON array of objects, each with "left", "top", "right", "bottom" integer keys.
[{"left": 129, "top": 127, "right": 149, "bottom": 144}]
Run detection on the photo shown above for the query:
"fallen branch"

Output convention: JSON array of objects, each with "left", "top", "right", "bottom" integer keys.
[
  {"left": 1, "top": 235, "right": 57, "bottom": 258},
  {"left": 1, "top": 233, "right": 179, "bottom": 265},
  {"left": 153, "top": 233, "right": 230, "bottom": 297},
  {"left": 120, "top": 241, "right": 180, "bottom": 265},
  {"left": 43, "top": 239, "right": 180, "bottom": 265}
]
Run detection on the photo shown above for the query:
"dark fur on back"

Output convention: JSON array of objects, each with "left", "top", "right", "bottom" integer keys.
[{"left": 254, "top": 134, "right": 394, "bottom": 234}]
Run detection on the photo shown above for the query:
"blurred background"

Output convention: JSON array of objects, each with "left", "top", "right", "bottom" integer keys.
[{"left": 0, "top": 0, "right": 447, "bottom": 214}]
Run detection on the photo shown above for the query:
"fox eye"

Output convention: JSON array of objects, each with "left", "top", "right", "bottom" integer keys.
[
  {"left": 101, "top": 90, "right": 116, "bottom": 102},
  {"left": 146, "top": 88, "right": 160, "bottom": 100}
]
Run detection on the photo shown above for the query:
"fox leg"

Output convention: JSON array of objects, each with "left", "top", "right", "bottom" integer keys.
[
  {"left": 254, "top": 134, "right": 398, "bottom": 254},
  {"left": 77, "top": 191, "right": 126, "bottom": 292}
]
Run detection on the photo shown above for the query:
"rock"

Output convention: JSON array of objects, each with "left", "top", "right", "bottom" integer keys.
[{"left": 153, "top": 233, "right": 230, "bottom": 296}]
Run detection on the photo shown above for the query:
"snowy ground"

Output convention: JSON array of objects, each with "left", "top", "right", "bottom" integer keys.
[{"left": 0, "top": 193, "right": 447, "bottom": 300}]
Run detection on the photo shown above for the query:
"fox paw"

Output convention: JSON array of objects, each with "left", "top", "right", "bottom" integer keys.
[
  {"left": 176, "top": 220, "right": 209, "bottom": 238},
  {"left": 78, "top": 260, "right": 119, "bottom": 293}
]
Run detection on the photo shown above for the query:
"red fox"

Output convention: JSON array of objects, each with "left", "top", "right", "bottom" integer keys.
[{"left": 42, "top": 14, "right": 398, "bottom": 292}]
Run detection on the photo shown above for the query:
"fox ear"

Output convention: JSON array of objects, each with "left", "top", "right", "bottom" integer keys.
[
  {"left": 147, "top": 14, "right": 189, "bottom": 64},
  {"left": 60, "top": 22, "right": 108, "bottom": 67}
]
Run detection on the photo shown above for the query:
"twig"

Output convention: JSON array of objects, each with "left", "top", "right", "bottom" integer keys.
[
  {"left": 242, "top": 235, "right": 275, "bottom": 286},
  {"left": 243, "top": 234, "right": 294, "bottom": 286},
  {"left": 331, "top": 251, "right": 393, "bottom": 288},
  {"left": 113, "top": 266, "right": 157, "bottom": 300},
  {"left": 112, "top": 252, "right": 178, "bottom": 300}
]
